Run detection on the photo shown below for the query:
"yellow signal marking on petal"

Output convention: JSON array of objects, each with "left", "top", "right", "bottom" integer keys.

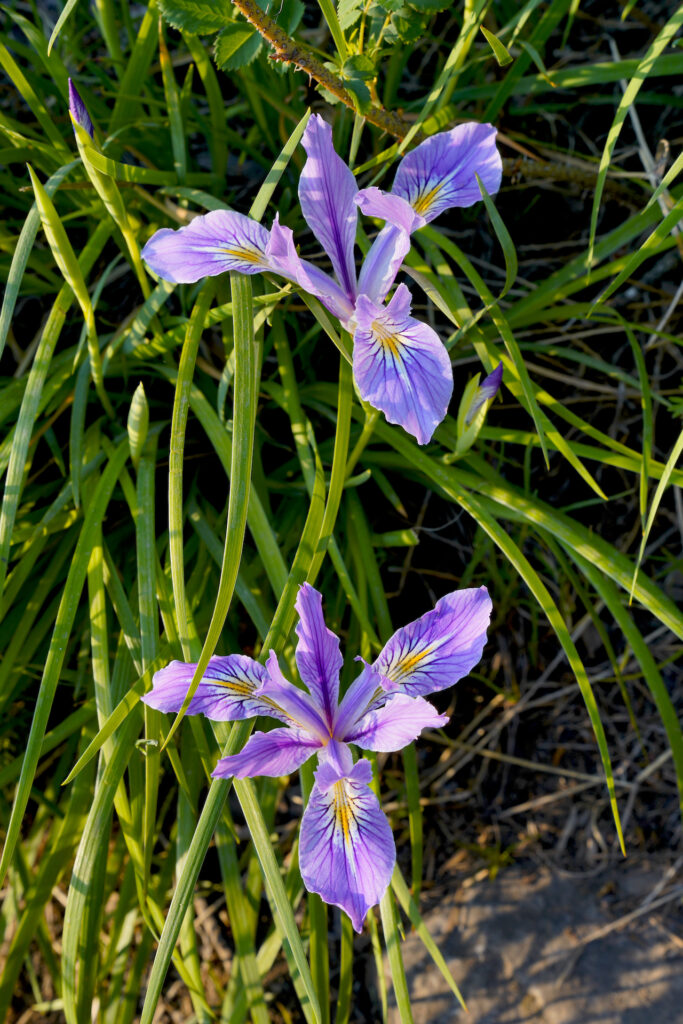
[
  {"left": 372, "top": 319, "right": 401, "bottom": 358},
  {"left": 222, "top": 246, "right": 264, "bottom": 264},
  {"left": 387, "top": 644, "right": 434, "bottom": 681},
  {"left": 333, "top": 780, "right": 355, "bottom": 845},
  {"left": 217, "top": 680, "right": 253, "bottom": 696},
  {"left": 413, "top": 184, "right": 442, "bottom": 216}
]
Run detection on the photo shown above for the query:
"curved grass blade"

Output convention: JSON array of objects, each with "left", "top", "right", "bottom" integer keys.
[
  {"left": 0, "top": 440, "right": 129, "bottom": 887},
  {"left": 588, "top": 4, "right": 683, "bottom": 264}
]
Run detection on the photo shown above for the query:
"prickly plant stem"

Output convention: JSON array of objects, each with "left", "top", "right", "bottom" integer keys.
[{"left": 231, "top": 0, "right": 424, "bottom": 142}]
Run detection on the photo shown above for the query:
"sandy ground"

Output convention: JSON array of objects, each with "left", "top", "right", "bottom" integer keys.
[{"left": 387, "top": 855, "right": 683, "bottom": 1023}]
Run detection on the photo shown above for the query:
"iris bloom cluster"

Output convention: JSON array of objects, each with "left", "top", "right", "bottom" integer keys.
[
  {"left": 143, "top": 583, "right": 492, "bottom": 930},
  {"left": 141, "top": 115, "right": 502, "bottom": 444}
]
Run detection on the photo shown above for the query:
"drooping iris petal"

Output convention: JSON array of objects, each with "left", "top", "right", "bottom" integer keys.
[
  {"left": 344, "top": 693, "right": 449, "bottom": 751},
  {"left": 299, "top": 114, "right": 358, "bottom": 298},
  {"left": 68, "top": 79, "right": 94, "bottom": 138},
  {"left": 355, "top": 188, "right": 425, "bottom": 304},
  {"left": 465, "top": 361, "right": 503, "bottom": 424},
  {"left": 294, "top": 583, "right": 343, "bottom": 727},
  {"left": 353, "top": 284, "right": 453, "bottom": 445},
  {"left": 264, "top": 651, "right": 331, "bottom": 742},
  {"left": 141, "top": 210, "right": 271, "bottom": 283},
  {"left": 142, "top": 655, "right": 288, "bottom": 723},
  {"left": 212, "top": 727, "right": 321, "bottom": 779},
  {"left": 392, "top": 122, "right": 502, "bottom": 223},
  {"left": 374, "top": 586, "right": 492, "bottom": 698},
  {"left": 266, "top": 216, "right": 355, "bottom": 324},
  {"left": 299, "top": 758, "right": 395, "bottom": 933}
]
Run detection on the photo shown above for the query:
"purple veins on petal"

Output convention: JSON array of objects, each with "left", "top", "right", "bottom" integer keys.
[
  {"left": 344, "top": 693, "right": 449, "bottom": 751},
  {"left": 374, "top": 586, "right": 493, "bottom": 699},
  {"left": 212, "top": 727, "right": 321, "bottom": 780},
  {"left": 68, "top": 79, "right": 94, "bottom": 138},
  {"left": 141, "top": 655, "right": 289, "bottom": 723},
  {"left": 299, "top": 758, "right": 395, "bottom": 933},
  {"left": 294, "top": 583, "right": 343, "bottom": 726},
  {"left": 392, "top": 122, "right": 502, "bottom": 223},
  {"left": 266, "top": 215, "right": 355, "bottom": 324},
  {"left": 299, "top": 114, "right": 359, "bottom": 299},
  {"left": 353, "top": 284, "right": 453, "bottom": 445},
  {"left": 465, "top": 361, "right": 503, "bottom": 424},
  {"left": 263, "top": 650, "right": 331, "bottom": 742},
  {"left": 332, "top": 662, "right": 386, "bottom": 741},
  {"left": 141, "top": 209, "right": 271, "bottom": 283}
]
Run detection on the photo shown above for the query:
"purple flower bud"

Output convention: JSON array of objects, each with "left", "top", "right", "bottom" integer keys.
[
  {"left": 465, "top": 361, "right": 503, "bottom": 424},
  {"left": 68, "top": 79, "right": 94, "bottom": 139}
]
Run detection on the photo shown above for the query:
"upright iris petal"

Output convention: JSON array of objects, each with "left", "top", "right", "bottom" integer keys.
[
  {"left": 392, "top": 122, "right": 502, "bottom": 222},
  {"left": 353, "top": 285, "right": 453, "bottom": 446},
  {"left": 299, "top": 758, "right": 395, "bottom": 933},
  {"left": 294, "top": 583, "right": 343, "bottom": 727},
  {"left": 299, "top": 114, "right": 359, "bottom": 299},
  {"left": 141, "top": 210, "right": 272, "bottom": 283}
]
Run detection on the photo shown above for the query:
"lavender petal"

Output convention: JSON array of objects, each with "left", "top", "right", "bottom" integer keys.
[
  {"left": 294, "top": 583, "right": 343, "bottom": 728},
  {"left": 141, "top": 209, "right": 271, "bottom": 283},
  {"left": 142, "top": 655, "right": 288, "bottom": 723},
  {"left": 212, "top": 727, "right": 321, "bottom": 779},
  {"left": 374, "top": 586, "right": 493, "bottom": 698},
  {"left": 299, "top": 758, "right": 395, "bottom": 933},
  {"left": 353, "top": 285, "right": 453, "bottom": 445},
  {"left": 392, "top": 122, "right": 502, "bottom": 223},
  {"left": 344, "top": 693, "right": 449, "bottom": 751},
  {"left": 299, "top": 114, "right": 358, "bottom": 299}
]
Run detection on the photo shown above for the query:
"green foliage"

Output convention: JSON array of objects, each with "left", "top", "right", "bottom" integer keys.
[
  {"left": 158, "top": 0, "right": 234, "bottom": 34},
  {"left": 214, "top": 22, "right": 263, "bottom": 71}
]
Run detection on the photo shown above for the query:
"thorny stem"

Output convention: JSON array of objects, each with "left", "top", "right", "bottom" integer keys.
[{"left": 231, "top": 0, "right": 424, "bottom": 142}]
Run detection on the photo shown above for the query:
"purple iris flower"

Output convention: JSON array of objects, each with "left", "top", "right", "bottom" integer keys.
[
  {"left": 141, "top": 116, "right": 502, "bottom": 446},
  {"left": 68, "top": 79, "right": 94, "bottom": 139},
  {"left": 142, "top": 582, "right": 492, "bottom": 931},
  {"left": 465, "top": 361, "right": 503, "bottom": 424}
]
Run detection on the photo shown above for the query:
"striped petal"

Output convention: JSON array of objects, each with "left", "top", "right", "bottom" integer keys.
[
  {"left": 356, "top": 189, "right": 424, "bottom": 303},
  {"left": 294, "top": 583, "right": 342, "bottom": 728},
  {"left": 353, "top": 285, "right": 453, "bottom": 445},
  {"left": 299, "top": 758, "right": 395, "bottom": 932},
  {"left": 142, "top": 209, "right": 271, "bottom": 283},
  {"left": 141, "top": 655, "right": 288, "bottom": 723},
  {"left": 392, "top": 122, "right": 502, "bottom": 222},
  {"left": 212, "top": 727, "right": 321, "bottom": 779},
  {"left": 374, "top": 586, "right": 492, "bottom": 698},
  {"left": 299, "top": 114, "right": 358, "bottom": 299}
]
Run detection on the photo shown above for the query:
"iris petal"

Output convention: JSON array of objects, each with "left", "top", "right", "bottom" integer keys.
[
  {"left": 392, "top": 122, "right": 502, "bottom": 223},
  {"left": 353, "top": 285, "right": 453, "bottom": 445},
  {"left": 299, "top": 758, "right": 395, "bottom": 933},
  {"left": 212, "top": 727, "right": 321, "bottom": 779},
  {"left": 465, "top": 361, "right": 503, "bottom": 424},
  {"left": 142, "top": 655, "right": 289, "bottom": 723},
  {"left": 266, "top": 216, "right": 355, "bottom": 324},
  {"left": 142, "top": 209, "right": 271, "bottom": 283},
  {"left": 294, "top": 583, "right": 343, "bottom": 728},
  {"left": 374, "top": 586, "right": 492, "bottom": 698},
  {"left": 299, "top": 114, "right": 358, "bottom": 298},
  {"left": 344, "top": 693, "right": 448, "bottom": 751}
]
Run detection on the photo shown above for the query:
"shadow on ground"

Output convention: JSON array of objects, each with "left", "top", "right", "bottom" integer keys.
[{"left": 387, "top": 856, "right": 682, "bottom": 1023}]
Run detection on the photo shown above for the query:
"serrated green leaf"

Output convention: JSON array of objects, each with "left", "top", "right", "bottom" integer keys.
[
  {"left": 214, "top": 23, "right": 263, "bottom": 71},
  {"left": 343, "top": 54, "right": 376, "bottom": 79},
  {"left": 406, "top": 0, "right": 452, "bottom": 11},
  {"left": 159, "top": 0, "right": 232, "bottom": 34},
  {"left": 338, "top": 0, "right": 364, "bottom": 30}
]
